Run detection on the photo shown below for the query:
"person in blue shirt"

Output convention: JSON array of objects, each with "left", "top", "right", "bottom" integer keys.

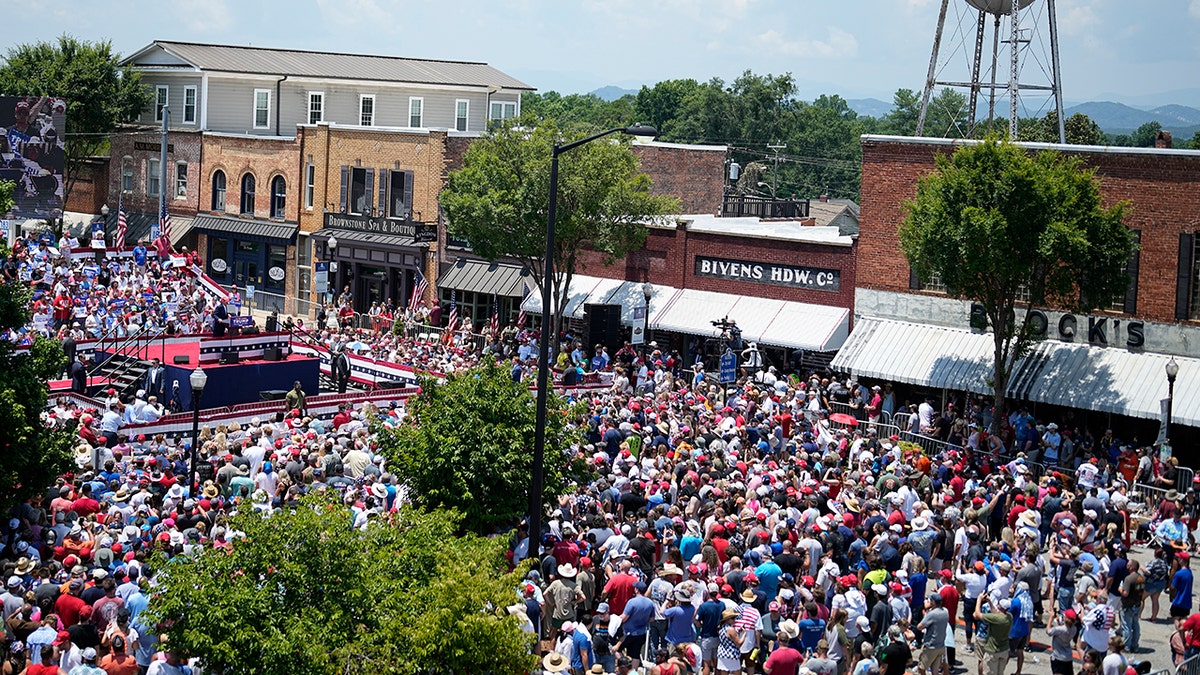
[
  {"left": 798, "top": 601, "right": 827, "bottom": 652},
  {"left": 132, "top": 240, "right": 148, "bottom": 267},
  {"left": 620, "top": 582, "right": 655, "bottom": 666},
  {"left": 664, "top": 587, "right": 697, "bottom": 646},
  {"left": 696, "top": 591, "right": 725, "bottom": 670},
  {"left": 566, "top": 616, "right": 595, "bottom": 672},
  {"left": 680, "top": 523, "right": 703, "bottom": 562},
  {"left": 756, "top": 552, "right": 783, "bottom": 602},
  {"left": 1170, "top": 551, "right": 1194, "bottom": 619}
]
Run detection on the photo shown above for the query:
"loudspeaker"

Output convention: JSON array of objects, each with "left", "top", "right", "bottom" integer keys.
[
  {"left": 265, "top": 315, "right": 279, "bottom": 332},
  {"left": 219, "top": 350, "right": 239, "bottom": 365},
  {"left": 242, "top": 325, "right": 260, "bottom": 335},
  {"left": 172, "top": 355, "right": 190, "bottom": 365},
  {"left": 585, "top": 303, "right": 623, "bottom": 355},
  {"left": 259, "top": 389, "right": 288, "bottom": 401},
  {"left": 262, "top": 346, "right": 283, "bottom": 361}
]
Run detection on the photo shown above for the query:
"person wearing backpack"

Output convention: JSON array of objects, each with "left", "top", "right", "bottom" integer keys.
[{"left": 1118, "top": 560, "right": 1145, "bottom": 652}]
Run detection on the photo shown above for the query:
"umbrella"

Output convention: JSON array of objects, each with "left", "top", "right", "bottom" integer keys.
[
  {"left": 344, "top": 341, "right": 369, "bottom": 352},
  {"left": 829, "top": 413, "right": 859, "bottom": 426}
]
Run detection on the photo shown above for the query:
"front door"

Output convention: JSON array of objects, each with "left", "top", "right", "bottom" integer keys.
[
  {"left": 356, "top": 265, "right": 387, "bottom": 312},
  {"left": 232, "top": 240, "right": 264, "bottom": 308}
]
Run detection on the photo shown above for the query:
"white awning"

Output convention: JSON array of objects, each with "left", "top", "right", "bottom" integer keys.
[
  {"left": 833, "top": 317, "right": 1200, "bottom": 427},
  {"left": 653, "top": 289, "right": 850, "bottom": 352},
  {"left": 520, "top": 275, "right": 627, "bottom": 321},
  {"left": 596, "top": 280, "right": 678, "bottom": 327}
]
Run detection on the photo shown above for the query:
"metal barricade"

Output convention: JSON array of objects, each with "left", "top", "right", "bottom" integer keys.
[
  {"left": 1176, "top": 654, "right": 1200, "bottom": 675},
  {"left": 905, "top": 432, "right": 959, "bottom": 457},
  {"left": 1178, "top": 466, "right": 1196, "bottom": 492},
  {"left": 1133, "top": 482, "right": 1169, "bottom": 508}
]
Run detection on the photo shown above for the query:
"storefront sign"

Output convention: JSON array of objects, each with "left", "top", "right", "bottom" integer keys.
[
  {"left": 694, "top": 255, "right": 840, "bottom": 292},
  {"left": 314, "top": 261, "right": 329, "bottom": 295},
  {"left": 969, "top": 302, "right": 1145, "bottom": 348},
  {"left": 268, "top": 266, "right": 285, "bottom": 282},
  {"left": 211, "top": 258, "right": 228, "bottom": 273},
  {"left": 134, "top": 142, "right": 173, "bottom": 153},
  {"left": 323, "top": 213, "right": 437, "bottom": 243}
]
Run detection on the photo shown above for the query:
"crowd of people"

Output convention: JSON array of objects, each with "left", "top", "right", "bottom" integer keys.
[{"left": 3, "top": 227, "right": 1199, "bottom": 675}]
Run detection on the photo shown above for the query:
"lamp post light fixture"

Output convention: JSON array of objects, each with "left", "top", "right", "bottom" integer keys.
[
  {"left": 529, "top": 124, "right": 658, "bottom": 550},
  {"left": 188, "top": 366, "right": 208, "bottom": 495},
  {"left": 1166, "top": 356, "right": 1179, "bottom": 443},
  {"left": 641, "top": 281, "right": 653, "bottom": 358}
]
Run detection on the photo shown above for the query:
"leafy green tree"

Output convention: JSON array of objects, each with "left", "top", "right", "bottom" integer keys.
[
  {"left": 1022, "top": 111, "right": 1104, "bottom": 145},
  {"left": 663, "top": 77, "right": 738, "bottom": 143},
  {"left": 441, "top": 117, "right": 677, "bottom": 352},
  {"left": 376, "top": 359, "right": 588, "bottom": 533},
  {"left": 1190, "top": 130, "right": 1200, "bottom": 150},
  {"left": 0, "top": 36, "right": 150, "bottom": 206},
  {"left": 1133, "top": 121, "right": 1163, "bottom": 147},
  {"left": 145, "top": 497, "right": 537, "bottom": 675},
  {"left": 522, "top": 91, "right": 635, "bottom": 129},
  {"left": 0, "top": 181, "right": 74, "bottom": 512},
  {"left": 899, "top": 139, "right": 1135, "bottom": 434},
  {"left": 883, "top": 88, "right": 921, "bottom": 136},
  {"left": 919, "top": 88, "right": 972, "bottom": 138},
  {"left": 634, "top": 79, "right": 702, "bottom": 137}
]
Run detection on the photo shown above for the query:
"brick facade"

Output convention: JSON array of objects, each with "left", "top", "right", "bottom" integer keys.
[
  {"left": 858, "top": 137, "right": 1200, "bottom": 325},
  {"left": 631, "top": 143, "right": 727, "bottom": 216},
  {"left": 200, "top": 134, "right": 301, "bottom": 223},
  {"left": 65, "top": 158, "right": 110, "bottom": 216},
  {"left": 107, "top": 128, "right": 203, "bottom": 220}
]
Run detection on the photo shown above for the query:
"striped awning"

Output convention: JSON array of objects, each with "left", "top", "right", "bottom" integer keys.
[{"left": 832, "top": 317, "right": 1200, "bottom": 427}]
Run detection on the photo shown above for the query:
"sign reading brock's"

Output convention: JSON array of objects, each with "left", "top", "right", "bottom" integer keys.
[{"left": 695, "top": 255, "right": 840, "bottom": 292}]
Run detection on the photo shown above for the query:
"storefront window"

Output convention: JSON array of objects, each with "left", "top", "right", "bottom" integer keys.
[
  {"left": 209, "top": 237, "right": 230, "bottom": 280},
  {"left": 236, "top": 240, "right": 260, "bottom": 254}
]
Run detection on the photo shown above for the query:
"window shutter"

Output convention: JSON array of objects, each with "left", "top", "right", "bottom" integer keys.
[
  {"left": 378, "top": 169, "right": 388, "bottom": 214},
  {"left": 338, "top": 166, "right": 349, "bottom": 213},
  {"left": 909, "top": 267, "right": 920, "bottom": 290},
  {"left": 1123, "top": 231, "right": 1141, "bottom": 315},
  {"left": 1177, "top": 232, "right": 1194, "bottom": 320},
  {"left": 403, "top": 171, "right": 414, "bottom": 218},
  {"left": 364, "top": 169, "right": 375, "bottom": 216}
]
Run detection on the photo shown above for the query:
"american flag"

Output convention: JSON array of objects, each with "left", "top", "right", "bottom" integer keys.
[
  {"left": 489, "top": 296, "right": 500, "bottom": 334},
  {"left": 159, "top": 200, "right": 172, "bottom": 242},
  {"left": 517, "top": 309, "right": 527, "bottom": 328},
  {"left": 446, "top": 289, "right": 459, "bottom": 333},
  {"left": 408, "top": 271, "right": 428, "bottom": 313},
  {"left": 115, "top": 197, "right": 127, "bottom": 251}
]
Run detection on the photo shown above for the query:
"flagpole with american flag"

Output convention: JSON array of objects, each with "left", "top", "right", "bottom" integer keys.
[
  {"left": 158, "top": 200, "right": 173, "bottom": 251},
  {"left": 408, "top": 269, "right": 429, "bottom": 314},
  {"left": 444, "top": 289, "right": 459, "bottom": 343},
  {"left": 115, "top": 195, "right": 127, "bottom": 252},
  {"left": 489, "top": 295, "right": 500, "bottom": 335}
]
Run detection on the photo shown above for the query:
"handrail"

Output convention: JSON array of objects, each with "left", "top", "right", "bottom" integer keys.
[{"left": 85, "top": 324, "right": 167, "bottom": 387}]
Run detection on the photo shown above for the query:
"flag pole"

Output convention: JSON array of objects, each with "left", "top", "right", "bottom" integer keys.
[{"left": 159, "top": 105, "right": 170, "bottom": 250}]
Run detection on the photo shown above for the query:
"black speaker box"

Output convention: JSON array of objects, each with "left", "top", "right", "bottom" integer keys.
[
  {"left": 219, "top": 350, "right": 239, "bottom": 365},
  {"left": 585, "top": 303, "right": 623, "bottom": 355},
  {"left": 265, "top": 315, "right": 279, "bottom": 332},
  {"left": 172, "top": 355, "right": 190, "bottom": 365},
  {"left": 242, "top": 325, "right": 260, "bottom": 335},
  {"left": 262, "top": 346, "right": 283, "bottom": 361}
]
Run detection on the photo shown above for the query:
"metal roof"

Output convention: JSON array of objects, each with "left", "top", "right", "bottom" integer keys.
[
  {"left": 436, "top": 258, "right": 531, "bottom": 298},
  {"left": 118, "top": 212, "right": 194, "bottom": 247},
  {"left": 833, "top": 317, "right": 1200, "bottom": 426},
  {"left": 310, "top": 227, "right": 420, "bottom": 249},
  {"left": 193, "top": 215, "right": 297, "bottom": 242},
  {"left": 127, "top": 41, "right": 534, "bottom": 91}
]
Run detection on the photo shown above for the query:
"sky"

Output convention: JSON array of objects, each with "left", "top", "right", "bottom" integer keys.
[{"left": 19, "top": 0, "right": 1200, "bottom": 106}]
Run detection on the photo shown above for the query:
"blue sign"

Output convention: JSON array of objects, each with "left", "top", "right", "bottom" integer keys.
[
  {"left": 230, "top": 315, "right": 254, "bottom": 329},
  {"left": 719, "top": 349, "right": 738, "bottom": 384}
]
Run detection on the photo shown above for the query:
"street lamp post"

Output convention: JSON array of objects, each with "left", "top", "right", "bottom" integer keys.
[
  {"left": 641, "top": 281, "right": 653, "bottom": 359},
  {"left": 1166, "top": 356, "right": 1179, "bottom": 442},
  {"left": 188, "top": 366, "right": 207, "bottom": 496},
  {"left": 529, "top": 124, "right": 658, "bottom": 550}
]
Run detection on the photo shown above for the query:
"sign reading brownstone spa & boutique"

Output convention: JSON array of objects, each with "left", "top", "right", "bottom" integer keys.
[{"left": 694, "top": 255, "right": 840, "bottom": 292}]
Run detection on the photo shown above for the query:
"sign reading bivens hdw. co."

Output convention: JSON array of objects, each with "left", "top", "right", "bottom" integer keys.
[{"left": 694, "top": 255, "right": 840, "bottom": 292}]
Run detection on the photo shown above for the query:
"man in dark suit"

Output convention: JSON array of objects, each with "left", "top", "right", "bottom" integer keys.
[
  {"left": 144, "top": 357, "right": 166, "bottom": 401},
  {"left": 212, "top": 299, "right": 229, "bottom": 338},
  {"left": 70, "top": 354, "right": 88, "bottom": 394},
  {"left": 61, "top": 334, "right": 76, "bottom": 378},
  {"left": 331, "top": 347, "right": 351, "bottom": 394}
]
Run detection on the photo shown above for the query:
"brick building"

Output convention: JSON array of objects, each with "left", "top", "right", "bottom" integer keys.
[
  {"left": 835, "top": 134, "right": 1200, "bottom": 436},
  {"left": 105, "top": 129, "right": 203, "bottom": 246}
]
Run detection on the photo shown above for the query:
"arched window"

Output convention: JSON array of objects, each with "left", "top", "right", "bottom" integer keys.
[
  {"left": 270, "top": 175, "right": 286, "bottom": 219},
  {"left": 211, "top": 170, "right": 226, "bottom": 211},
  {"left": 240, "top": 173, "right": 255, "bottom": 215}
]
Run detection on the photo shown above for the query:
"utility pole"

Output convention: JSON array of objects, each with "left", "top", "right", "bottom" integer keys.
[{"left": 767, "top": 142, "right": 786, "bottom": 197}]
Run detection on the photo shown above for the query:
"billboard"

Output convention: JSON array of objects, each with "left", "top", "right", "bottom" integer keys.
[{"left": 0, "top": 96, "right": 67, "bottom": 219}]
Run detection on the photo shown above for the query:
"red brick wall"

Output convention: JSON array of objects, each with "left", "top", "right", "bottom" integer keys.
[
  {"left": 107, "top": 129, "right": 204, "bottom": 217},
  {"left": 859, "top": 138, "right": 1200, "bottom": 325},
  {"left": 65, "top": 157, "right": 109, "bottom": 214},
  {"left": 631, "top": 144, "right": 726, "bottom": 215}
]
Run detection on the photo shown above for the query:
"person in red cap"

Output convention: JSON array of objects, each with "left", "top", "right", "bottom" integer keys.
[{"left": 1047, "top": 608, "right": 1079, "bottom": 675}]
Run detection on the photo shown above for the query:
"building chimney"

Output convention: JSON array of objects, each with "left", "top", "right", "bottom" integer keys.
[
  {"left": 1156, "top": 130, "right": 1173, "bottom": 149},
  {"left": 799, "top": 217, "right": 817, "bottom": 226},
  {"left": 819, "top": 194, "right": 829, "bottom": 202}
]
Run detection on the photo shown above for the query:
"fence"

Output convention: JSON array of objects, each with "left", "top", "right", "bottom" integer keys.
[
  {"left": 1176, "top": 651, "right": 1200, "bottom": 675},
  {"left": 228, "top": 288, "right": 314, "bottom": 320}
]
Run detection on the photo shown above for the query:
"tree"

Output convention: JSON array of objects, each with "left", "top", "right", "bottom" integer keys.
[
  {"left": 1023, "top": 111, "right": 1105, "bottom": 145},
  {"left": 441, "top": 117, "right": 677, "bottom": 352},
  {"left": 145, "top": 497, "right": 537, "bottom": 675},
  {"left": 1133, "top": 121, "right": 1163, "bottom": 147},
  {"left": 1190, "top": 130, "right": 1200, "bottom": 150},
  {"left": 0, "top": 181, "right": 74, "bottom": 512},
  {"left": 0, "top": 36, "right": 150, "bottom": 206},
  {"left": 883, "top": 88, "right": 921, "bottom": 136},
  {"left": 919, "top": 88, "right": 972, "bottom": 138},
  {"left": 375, "top": 358, "right": 588, "bottom": 534},
  {"left": 634, "top": 78, "right": 702, "bottom": 137},
  {"left": 899, "top": 139, "right": 1135, "bottom": 435}
]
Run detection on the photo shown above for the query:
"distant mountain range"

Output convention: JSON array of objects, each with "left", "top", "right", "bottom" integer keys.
[{"left": 589, "top": 86, "right": 1200, "bottom": 139}]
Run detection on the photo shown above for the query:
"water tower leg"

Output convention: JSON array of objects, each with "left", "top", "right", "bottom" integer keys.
[
  {"left": 967, "top": 9, "right": 987, "bottom": 138},
  {"left": 987, "top": 13, "right": 1001, "bottom": 133},
  {"left": 1008, "top": 0, "right": 1021, "bottom": 140},
  {"left": 1047, "top": 0, "right": 1067, "bottom": 143},
  {"left": 916, "top": 0, "right": 951, "bottom": 136}
]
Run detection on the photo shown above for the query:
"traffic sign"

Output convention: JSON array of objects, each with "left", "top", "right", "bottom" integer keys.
[{"left": 719, "top": 349, "right": 737, "bottom": 383}]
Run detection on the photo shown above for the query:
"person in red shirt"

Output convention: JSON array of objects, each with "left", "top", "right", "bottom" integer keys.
[
  {"left": 55, "top": 578, "right": 87, "bottom": 627},
  {"left": 70, "top": 485, "right": 101, "bottom": 518},
  {"left": 764, "top": 620, "right": 803, "bottom": 674},
  {"left": 773, "top": 411, "right": 793, "bottom": 439},
  {"left": 602, "top": 560, "right": 639, "bottom": 615},
  {"left": 331, "top": 403, "right": 351, "bottom": 430},
  {"left": 937, "top": 569, "right": 960, "bottom": 673},
  {"left": 1181, "top": 612, "right": 1200, "bottom": 660}
]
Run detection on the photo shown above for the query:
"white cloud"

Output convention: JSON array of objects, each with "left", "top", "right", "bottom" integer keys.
[
  {"left": 1191, "top": 0, "right": 1200, "bottom": 19},
  {"left": 754, "top": 27, "right": 859, "bottom": 59},
  {"left": 1059, "top": 2, "right": 1101, "bottom": 36},
  {"left": 177, "top": 0, "right": 231, "bottom": 32}
]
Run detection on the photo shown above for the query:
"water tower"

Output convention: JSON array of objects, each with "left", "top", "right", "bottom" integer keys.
[{"left": 915, "top": 0, "right": 1065, "bottom": 142}]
